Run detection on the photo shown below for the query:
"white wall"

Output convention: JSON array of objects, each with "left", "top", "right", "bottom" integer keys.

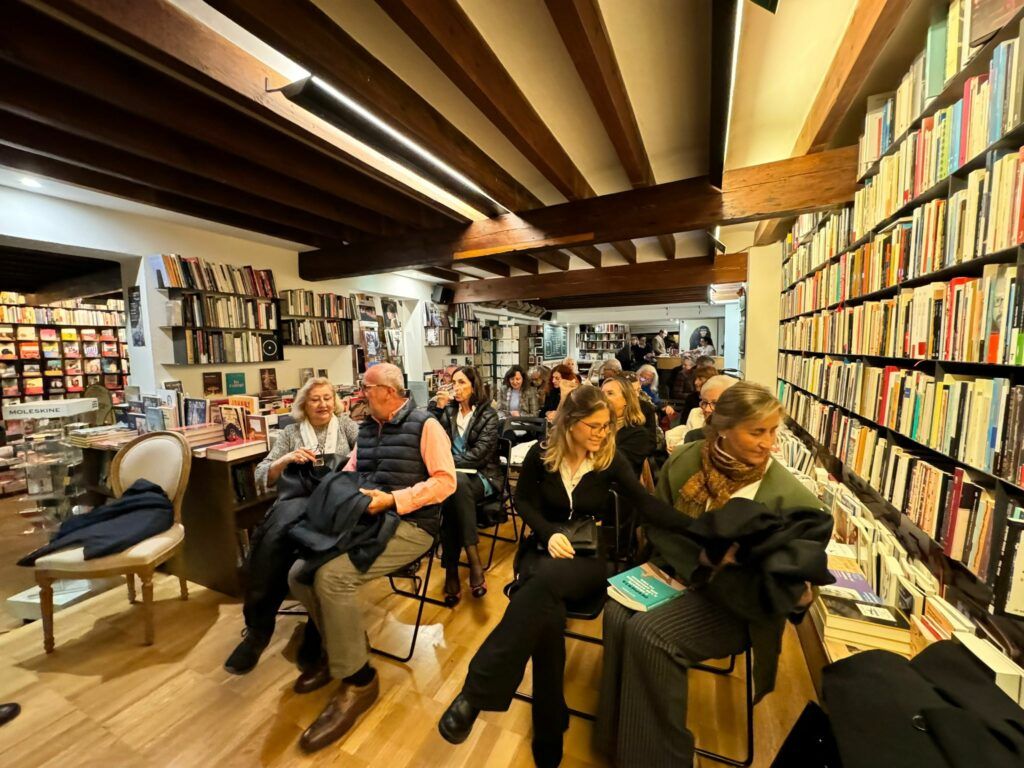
[
  {"left": 743, "top": 242, "right": 782, "bottom": 387},
  {"left": 0, "top": 186, "right": 438, "bottom": 397}
]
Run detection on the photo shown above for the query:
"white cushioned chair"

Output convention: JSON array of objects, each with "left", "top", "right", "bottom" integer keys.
[{"left": 32, "top": 431, "right": 192, "bottom": 652}]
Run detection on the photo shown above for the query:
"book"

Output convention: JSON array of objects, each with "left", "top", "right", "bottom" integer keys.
[
  {"left": 606, "top": 563, "right": 686, "bottom": 612},
  {"left": 813, "top": 593, "right": 911, "bottom": 643},
  {"left": 183, "top": 397, "right": 208, "bottom": 427},
  {"left": 953, "top": 630, "right": 1024, "bottom": 705},
  {"left": 246, "top": 414, "right": 269, "bottom": 447},
  {"left": 202, "top": 372, "right": 223, "bottom": 396},
  {"left": 205, "top": 439, "right": 268, "bottom": 462},
  {"left": 258, "top": 367, "right": 277, "bottom": 395},
  {"left": 219, "top": 405, "right": 246, "bottom": 442},
  {"left": 225, "top": 372, "right": 246, "bottom": 395}
]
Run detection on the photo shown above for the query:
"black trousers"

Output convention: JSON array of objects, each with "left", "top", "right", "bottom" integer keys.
[
  {"left": 440, "top": 472, "right": 487, "bottom": 568},
  {"left": 462, "top": 546, "right": 608, "bottom": 744},
  {"left": 241, "top": 505, "right": 302, "bottom": 638}
]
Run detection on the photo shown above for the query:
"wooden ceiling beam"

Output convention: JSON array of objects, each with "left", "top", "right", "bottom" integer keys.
[
  {"left": 14, "top": 0, "right": 454, "bottom": 231},
  {"left": 300, "top": 146, "right": 857, "bottom": 279},
  {"left": 0, "top": 67, "right": 386, "bottom": 238},
  {"left": 0, "top": 109, "right": 362, "bottom": 243},
  {"left": 495, "top": 254, "right": 541, "bottom": 275},
  {"left": 569, "top": 246, "right": 603, "bottom": 268},
  {"left": 451, "top": 257, "right": 511, "bottom": 278},
  {"left": 0, "top": 144, "right": 327, "bottom": 247},
  {"left": 451, "top": 252, "right": 747, "bottom": 304},
  {"left": 753, "top": 0, "right": 911, "bottom": 245},
  {"left": 203, "top": 0, "right": 541, "bottom": 214},
  {"left": 658, "top": 234, "right": 677, "bottom": 260},
  {"left": 542, "top": 287, "right": 709, "bottom": 310},
  {"left": 419, "top": 266, "right": 461, "bottom": 282},
  {"left": 535, "top": 251, "right": 572, "bottom": 271},
  {"left": 377, "top": 0, "right": 637, "bottom": 263}
]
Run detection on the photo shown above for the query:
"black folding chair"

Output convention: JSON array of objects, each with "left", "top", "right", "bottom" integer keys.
[{"left": 692, "top": 648, "right": 755, "bottom": 767}]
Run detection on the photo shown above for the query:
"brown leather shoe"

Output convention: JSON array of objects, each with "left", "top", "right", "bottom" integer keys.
[
  {"left": 299, "top": 675, "right": 380, "bottom": 752},
  {"left": 293, "top": 662, "right": 332, "bottom": 694}
]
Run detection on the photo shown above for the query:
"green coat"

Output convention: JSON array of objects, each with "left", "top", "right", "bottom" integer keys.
[{"left": 648, "top": 440, "right": 825, "bottom": 700}]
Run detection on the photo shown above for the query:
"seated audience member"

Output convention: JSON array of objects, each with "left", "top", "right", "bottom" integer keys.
[
  {"left": 595, "top": 358, "right": 623, "bottom": 384},
  {"left": 430, "top": 366, "right": 501, "bottom": 603},
  {"left": 595, "top": 382, "right": 826, "bottom": 767},
  {"left": 669, "top": 354, "right": 697, "bottom": 401},
  {"left": 615, "top": 339, "right": 633, "bottom": 371},
  {"left": 286, "top": 363, "right": 456, "bottom": 753},
  {"left": 497, "top": 365, "right": 539, "bottom": 418},
  {"left": 540, "top": 363, "right": 580, "bottom": 421},
  {"left": 637, "top": 364, "right": 676, "bottom": 420},
  {"left": 561, "top": 357, "right": 579, "bottom": 375},
  {"left": 629, "top": 336, "right": 646, "bottom": 370},
  {"left": 528, "top": 365, "right": 551, "bottom": 404},
  {"left": 680, "top": 364, "right": 718, "bottom": 420},
  {"left": 224, "top": 377, "right": 358, "bottom": 675},
  {"left": 437, "top": 386, "right": 688, "bottom": 767},
  {"left": 600, "top": 375, "right": 655, "bottom": 476},
  {"left": 682, "top": 374, "right": 738, "bottom": 444}
]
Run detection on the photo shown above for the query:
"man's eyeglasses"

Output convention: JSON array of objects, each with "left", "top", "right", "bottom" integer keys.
[
  {"left": 360, "top": 383, "right": 387, "bottom": 394},
  {"left": 699, "top": 399, "right": 718, "bottom": 409},
  {"left": 579, "top": 420, "right": 611, "bottom": 435}
]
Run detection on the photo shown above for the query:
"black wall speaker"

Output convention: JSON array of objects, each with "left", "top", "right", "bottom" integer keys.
[
  {"left": 260, "top": 334, "right": 281, "bottom": 361},
  {"left": 431, "top": 284, "right": 455, "bottom": 304},
  {"left": 540, "top": 311, "right": 553, "bottom": 321}
]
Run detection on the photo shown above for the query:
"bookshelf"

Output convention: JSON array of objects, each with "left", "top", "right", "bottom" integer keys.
[
  {"left": 478, "top": 324, "right": 526, "bottom": 398},
  {"left": 0, "top": 295, "right": 129, "bottom": 404},
  {"left": 452, "top": 304, "right": 480, "bottom": 355},
  {"left": 576, "top": 324, "right": 629, "bottom": 373},
  {"left": 154, "top": 255, "right": 284, "bottom": 366},
  {"left": 776, "top": 6, "right": 1024, "bottom": 637},
  {"left": 279, "top": 290, "right": 355, "bottom": 347}
]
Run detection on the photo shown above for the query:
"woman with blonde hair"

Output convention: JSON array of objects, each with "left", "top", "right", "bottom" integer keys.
[
  {"left": 595, "top": 381, "right": 827, "bottom": 767},
  {"left": 437, "top": 386, "right": 688, "bottom": 767},
  {"left": 600, "top": 375, "right": 655, "bottom": 476}
]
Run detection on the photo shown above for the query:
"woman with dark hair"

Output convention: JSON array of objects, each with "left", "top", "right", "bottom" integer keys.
[
  {"left": 689, "top": 325, "right": 716, "bottom": 356},
  {"left": 430, "top": 366, "right": 501, "bottom": 603},
  {"left": 540, "top": 363, "right": 580, "bottom": 421},
  {"left": 437, "top": 386, "right": 688, "bottom": 767},
  {"left": 497, "top": 365, "right": 539, "bottom": 418},
  {"left": 681, "top": 363, "right": 719, "bottom": 420}
]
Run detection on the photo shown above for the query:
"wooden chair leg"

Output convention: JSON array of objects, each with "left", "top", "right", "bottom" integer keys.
[
  {"left": 178, "top": 576, "right": 189, "bottom": 601},
  {"left": 38, "top": 576, "right": 55, "bottom": 654},
  {"left": 126, "top": 573, "right": 136, "bottom": 604},
  {"left": 139, "top": 570, "right": 155, "bottom": 645}
]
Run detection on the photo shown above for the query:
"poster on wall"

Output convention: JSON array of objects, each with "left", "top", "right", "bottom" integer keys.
[
  {"left": 380, "top": 298, "right": 400, "bottom": 329},
  {"left": 128, "top": 286, "right": 145, "bottom": 347}
]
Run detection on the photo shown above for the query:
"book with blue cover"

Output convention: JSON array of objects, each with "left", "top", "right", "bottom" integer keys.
[{"left": 607, "top": 563, "right": 685, "bottom": 612}]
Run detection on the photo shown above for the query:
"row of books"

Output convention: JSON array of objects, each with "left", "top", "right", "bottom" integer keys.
[
  {"left": 782, "top": 208, "right": 855, "bottom": 288},
  {"left": 578, "top": 323, "right": 629, "bottom": 334},
  {"left": 452, "top": 304, "right": 476, "bottom": 321},
  {"left": 481, "top": 325, "right": 522, "bottom": 340},
  {"left": 0, "top": 325, "right": 120, "bottom": 342},
  {"left": 457, "top": 338, "right": 479, "bottom": 355},
  {"left": 784, "top": 385, "right": 1000, "bottom": 579},
  {"left": 778, "top": 265, "right": 1022, "bottom": 365},
  {"left": 0, "top": 340, "right": 124, "bottom": 361},
  {"left": 280, "top": 319, "right": 355, "bottom": 346},
  {"left": 279, "top": 289, "right": 355, "bottom": 319},
  {"left": 1, "top": 375, "right": 109, "bottom": 397},
  {"left": 0, "top": 305, "right": 126, "bottom": 327},
  {"left": 424, "top": 327, "right": 457, "bottom": 346},
  {"left": 782, "top": 210, "right": 831, "bottom": 260},
  {"left": 777, "top": 352, "right": 1024, "bottom": 481},
  {"left": 1, "top": 359, "right": 122, "bottom": 377},
  {"left": 172, "top": 329, "right": 278, "bottom": 365},
  {"left": 165, "top": 294, "right": 278, "bottom": 331},
  {"left": 150, "top": 254, "right": 278, "bottom": 299}
]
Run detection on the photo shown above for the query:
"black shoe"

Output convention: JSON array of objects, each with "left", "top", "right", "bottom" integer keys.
[
  {"left": 224, "top": 628, "right": 270, "bottom": 675},
  {"left": 0, "top": 703, "right": 20, "bottom": 727},
  {"left": 532, "top": 736, "right": 564, "bottom": 768},
  {"left": 437, "top": 693, "right": 480, "bottom": 745},
  {"left": 297, "top": 621, "right": 323, "bottom": 673}
]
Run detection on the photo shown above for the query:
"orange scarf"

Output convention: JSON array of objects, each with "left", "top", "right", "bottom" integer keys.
[{"left": 677, "top": 437, "right": 768, "bottom": 512}]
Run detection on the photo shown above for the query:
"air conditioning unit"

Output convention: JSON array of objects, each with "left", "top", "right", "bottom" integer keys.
[{"left": 707, "top": 282, "right": 745, "bottom": 305}]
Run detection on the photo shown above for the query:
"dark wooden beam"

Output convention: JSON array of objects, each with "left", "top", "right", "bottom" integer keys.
[
  {"left": 451, "top": 258, "right": 511, "bottom": 278},
  {"left": 11, "top": 0, "right": 454, "bottom": 231},
  {"left": 709, "top": 0, "right": 739, "bottom": 189},
  {"left": 419, "top": 266, "right": 461, "bottom": 282},
  {"left": 569, "top": 246, "right": 603, "bottom": 268},
  {"left": 536, "top": 251, "right": 572, "bottom": 271},
  {"left": 300, "top": 147, "right": 857, "bottom": 278},
  {"left": 0, "top": 109, "right": 362, "bottom": 243},
  {"left": 495, "top": 254, "right": 541, "bottom": 275},
  {"left": 754, "top": 0, "right": 911, "bottom": 245},
  {"left": 28, "top": 267, "right": 122, "bottom": 304},
  {"left": 0, "top": 145, "right": 327, "bottom": 247},
  {"left": 658, "top": 234, "right": 676, "bottom": 260},
  {"left": 202, "top": 0, "right": 541, "bottom": 214},
  {"left": 542, "top": 287, "right": 709, "bottom": 310},
  {"left": 0, "top": 67, "right": 389, "bottom": 238},
  {"left": 451, "top": 252, "right": 747, "bottom": 304},
  {"left": 376, "top": 0, "right": 637, "bottom": 263}
]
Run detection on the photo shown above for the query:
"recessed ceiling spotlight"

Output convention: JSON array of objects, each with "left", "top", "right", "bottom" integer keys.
[{"left": 19, "top": 177, "right": 42, "bottom": 188}]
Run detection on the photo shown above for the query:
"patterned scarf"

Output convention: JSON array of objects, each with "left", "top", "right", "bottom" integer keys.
[{"left": 677, "top": 437, "right": 768, "bottom": 514}]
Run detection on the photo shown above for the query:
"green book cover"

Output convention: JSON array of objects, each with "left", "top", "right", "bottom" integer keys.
[
  {"left": 226, "top": 372, "right": 246, "bottom": 395},
  {"left": 607, "top": 563, "right": 685, "bottom": 613}
]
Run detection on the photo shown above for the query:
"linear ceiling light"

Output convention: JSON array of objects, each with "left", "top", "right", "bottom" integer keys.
[
  {"left": 280, "top": 76, "right": 509, "bottom": 218},
  {"left": 722, "top": 0, "right": 744, "bottom": 168}
]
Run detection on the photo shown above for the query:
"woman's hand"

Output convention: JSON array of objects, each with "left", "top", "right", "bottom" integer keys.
[
  {"left": 547, "top": 532, "right": 575, "bottom": 559},
  {"left": 663, "top": 405, "right": 676, "bottom": 418},
  {"left": 796, "top": 581, "right": 814, "bottom": 609},
  {"left": 546, "top": 410, "right": 556, "bottom": 422},
  {"left": 276, "top": 448, "right": 319, "bottom": 468},
  {"left": 434, "top": 391, "right": 452, "bottom": 409},
  {"left": 558, "top": 378, "right": 579, "bottom": 398}
]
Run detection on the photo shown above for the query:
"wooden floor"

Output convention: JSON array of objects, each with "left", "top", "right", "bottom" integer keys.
[
  {"left": 0, "top": 496, "right": 48, "bottom": 632},
  {"left": 0, "top": 518, "right": 816, "bottom": 767}
]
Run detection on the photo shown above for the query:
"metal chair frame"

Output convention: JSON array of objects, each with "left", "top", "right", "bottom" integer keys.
[{"left": 692, "top": 648, "right": 755, "bottom": 767}]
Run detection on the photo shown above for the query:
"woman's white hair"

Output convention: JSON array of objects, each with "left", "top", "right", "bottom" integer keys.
[
  {"left": 636, "top": 363, "right": 659, "bottom": 390},
  {"left": 291, "top": 377, "right": 341, "bottom": 421}
]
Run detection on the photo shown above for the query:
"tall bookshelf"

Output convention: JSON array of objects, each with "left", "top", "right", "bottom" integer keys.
[
  {"left": 152, "top": 255, "right": 283, "bottom": 366},
  {"left": 478, "top": 324, "right": 525, "bottom": 398},
  {"left": 776, "top": 4, "right": 1024, "bottom": 643},
  {"left": 576, "top": 323, "right": 629, "bottom": 377},
  {"left": 278, "top": 290, "right": 355, "bottom": 347},
  {"left": 0, "top": 295, "right": 129, "bottom": 405}
]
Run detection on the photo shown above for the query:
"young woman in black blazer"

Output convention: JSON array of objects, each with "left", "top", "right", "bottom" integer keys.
[
  {"left": 436, "top": 386, "right": 688, "bottom": 767},
  {"left": 600, "top": 374, "right": 656, "bottom": 476}
]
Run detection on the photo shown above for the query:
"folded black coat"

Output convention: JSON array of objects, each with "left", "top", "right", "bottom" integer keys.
[
  {"left": 822, "top": 641, "right": 1024, "bottom": 768},
  {"left": 19, "top": 479, "right": 173, "bottom": 566},
  {"left": 288, "top": 470, "right": 400, "bottom": 583}
]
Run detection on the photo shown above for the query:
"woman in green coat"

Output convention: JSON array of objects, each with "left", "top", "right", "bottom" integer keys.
[{"left": 595, "top": 381, "right": 826, "bottom": 768}]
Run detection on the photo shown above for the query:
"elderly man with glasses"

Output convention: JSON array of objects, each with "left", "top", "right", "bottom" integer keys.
[
  {"left": 287, "top": 363, "right": 456, "bottom": 753},
  {"left": 681, "top": 374, "right": 738, "bottom": 445}
]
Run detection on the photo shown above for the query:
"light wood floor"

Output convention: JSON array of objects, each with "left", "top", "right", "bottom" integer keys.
[
  {"left": 0, "top": 519, "right": 816, "bottom": 767},
  {"left": 0, "top": 496, "right": 48, "bottom": 631}
]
